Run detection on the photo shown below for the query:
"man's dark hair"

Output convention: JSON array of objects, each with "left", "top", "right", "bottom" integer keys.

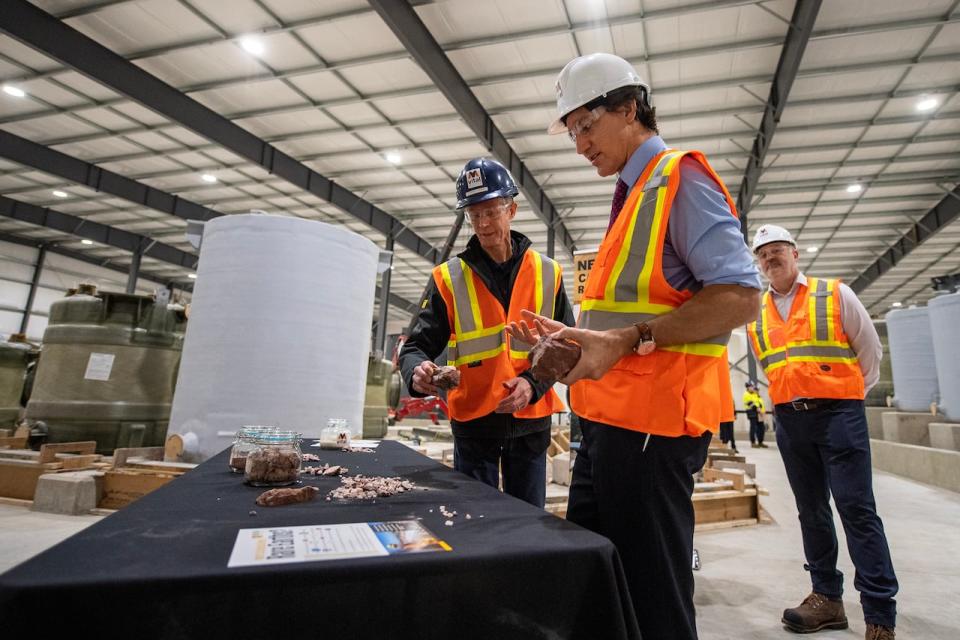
[{"left": 577, "top": 85, "right": 659, "bottom": 134}]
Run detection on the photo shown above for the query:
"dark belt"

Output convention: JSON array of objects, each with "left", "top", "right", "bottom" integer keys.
[{"left": 776, "top": 399, "right": 841, "bottom": 412}]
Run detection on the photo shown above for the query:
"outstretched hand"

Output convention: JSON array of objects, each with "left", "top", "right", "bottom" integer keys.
[{"left": 506, "top": 309, "right": 567, "bottom": 347}]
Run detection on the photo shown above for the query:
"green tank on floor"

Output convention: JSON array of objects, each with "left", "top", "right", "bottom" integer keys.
[
  {"left": 362, "top": 354, "right": 401, "bottom": 439},
  {"left": 24, "top": 284, "right": 187, "bottom": 453},
  {"left": 0, "top": 334, "right": 37, "bottom": 429}
]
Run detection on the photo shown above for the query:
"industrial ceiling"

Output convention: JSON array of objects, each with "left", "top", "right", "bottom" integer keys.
[{"left": 0, "top": 0, "right": 957, "bottom": 327}]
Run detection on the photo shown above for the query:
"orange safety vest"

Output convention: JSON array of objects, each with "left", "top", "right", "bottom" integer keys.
[
  {"left": 433, "top": 248, "right": 566, "bottom": 422},
  {"left": 747, "top": 278, "right": 864, "bottom": 405},
  {"left": 571, "top": 149, "right": 735, "bottom": 437}
]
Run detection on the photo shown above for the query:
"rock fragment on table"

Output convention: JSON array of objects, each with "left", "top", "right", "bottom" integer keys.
[{"left": 255, "top": 485, "right": 319, "bottom": 506}]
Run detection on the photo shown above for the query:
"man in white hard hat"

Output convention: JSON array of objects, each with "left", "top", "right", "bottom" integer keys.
[
  {"left": 747, "top": 224, "right": 898, "bottom": 640},
  {"left": 508, "top": 53, "right": 761, "bottom": 640}
]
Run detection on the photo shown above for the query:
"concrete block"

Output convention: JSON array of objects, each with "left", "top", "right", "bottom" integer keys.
[
  {"left": 929, "top": 423, "right": 960, "bottom": 452},
  {"left": 881, "top": 411, "right": 937, "bottom": 446},
  {"left": 871, "top": 439, "right": 960, "bottom": 493},
  {"left": 552, "top": 452, "right": 571, "bottom": 486},
  {"left": 31, "top": 471, "right": 102, "bottom": 516},
  {"left": 865, "top": 406, "right": 888, "bottom": 440}
]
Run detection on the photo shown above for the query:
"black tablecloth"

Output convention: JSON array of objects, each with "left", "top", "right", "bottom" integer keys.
[{"left": 1, "top": 441, "right": 638, "bottom": 640}]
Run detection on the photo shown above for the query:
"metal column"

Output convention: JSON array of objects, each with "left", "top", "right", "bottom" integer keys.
[
  {"left": 375, "top": 234, "right": 395, "bottom": 357},
  {"left": 126, "top": 246, "right": 142, "bottom": 294},
  {"left": 19, "top": 244, "right": 46, "bottom": 334}
]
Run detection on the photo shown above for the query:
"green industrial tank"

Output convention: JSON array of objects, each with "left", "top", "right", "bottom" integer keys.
[
  {"left": 865, "top": 319, "right": 893, "bottom": 406},
  {"left": 24, "top": 284, "right": 187, "bottom": 453},
  {"left": 362, "top": 354, "right": 401, "bottom": 438},
  {"left": 0, "top": 334, "right": 36, "bottom": 428}
]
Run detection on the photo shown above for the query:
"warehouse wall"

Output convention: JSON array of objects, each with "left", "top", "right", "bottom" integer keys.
[{"left": 0, "top": 239, "right": 173, "bottom": 342}]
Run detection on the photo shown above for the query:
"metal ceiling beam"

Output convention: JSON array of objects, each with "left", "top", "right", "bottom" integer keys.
[
  {"left": 849, "top": 184, "right": 960, "bottom": 294},
  {"left": 0, "top": 195, "right": 419, "bottom": 315},
  {"left": 0, "top": 194, "right": 198, "bottom": 270},
  {"left": 367, "top": 0, "right": 576, "bottom": 256},
  {"left": 734, "top": 0, "right": 821, "bottom": 229},
  {"left": 0, "top": 1, "right": 439, "bottom": 265},
  {"left": 0, "top": 229, "right": 187, "bottom": 291},
  {"left": 0, "top": 130, "right": 220, "bottom": 224}
]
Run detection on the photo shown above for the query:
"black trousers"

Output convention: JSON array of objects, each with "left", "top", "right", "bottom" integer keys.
[
  {"left": 775, "top": 400, "right": 898, "bottom": 627},
  {"left": 567, "top": 419, "right": 712, "bottom": 640},
  {"left": 749, "top": 414, "right": 765, "bottom": 444},
  {"left": 718, "top": 421, "right": 736, "bottom": 450},
  {"left": 453, "top": 429, "right": 551, "bottom": 507}
]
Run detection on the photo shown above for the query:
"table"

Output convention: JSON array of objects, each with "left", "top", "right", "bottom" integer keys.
[{"left": 1, "top": 440, "right": 638, "bottom": 639}]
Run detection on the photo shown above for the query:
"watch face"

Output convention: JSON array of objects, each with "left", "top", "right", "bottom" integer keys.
[{"left": 635, "top": 341, "right": 656, "bottom": 356}]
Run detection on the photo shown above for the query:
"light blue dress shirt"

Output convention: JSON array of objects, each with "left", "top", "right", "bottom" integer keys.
[{"left": 618, "top": 135, "right": 762, "bottom": 293}]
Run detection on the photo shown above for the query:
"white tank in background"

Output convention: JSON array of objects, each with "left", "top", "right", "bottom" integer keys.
[
  {"left": 927, "top": 292, "right": 960, "bottom": 420},
  {"left": 167, "top": 214, "right": 379, "bottom": 462},
  {"left": 885, "top": 306, "right": 939, "bottom": 413}
]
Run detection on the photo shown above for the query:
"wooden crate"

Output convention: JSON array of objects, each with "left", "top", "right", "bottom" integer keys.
[{"left": 98, "top": 449, "right": 195, "bottom": 509}]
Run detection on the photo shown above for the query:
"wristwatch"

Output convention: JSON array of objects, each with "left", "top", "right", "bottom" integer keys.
[{"left": 633, "top": 321, "right": 656, "bottom": 356}]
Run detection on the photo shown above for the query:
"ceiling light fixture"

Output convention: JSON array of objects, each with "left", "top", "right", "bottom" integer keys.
[
  {"left": 201, "top": 173, "right": 218, "bottom": 183},
  {"left": 81, "top": 239, "right": 94, "bottom": 245},
  {"left": 891, "top": 302, "right": 903, "bottom": 308},
  {"left": 384, "top": 151, "right": 403, "bottom": 165},
  {"left": 240, "top": 37, "right": 264, "bottom": 56},
  {"left": 52, "top": 190, "right": 68, "bottom": 198},
  {"left": 188, "top": 273, "right": 198, "bottom": 279},
  {"left": 916, "top": 97, "right": 938, "bottom": 112},
  {"left": 2, "top": 85, "right": 25, "bottom": 98},
  {"left": 846, "top": 183, "right": 862, "bottom": 193},
  {"left": 806, "top": 246, "right": 818, "bottom": 253}
]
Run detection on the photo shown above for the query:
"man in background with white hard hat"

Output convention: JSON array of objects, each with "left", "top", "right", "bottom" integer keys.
[
  {"left": 747, "top": 224, "right": 898, "bottom": 640},
  {"left": 400, "top": 158, "right": 574, "bottom": 508},
  {"left": 508, "top": 53, "right": 761, "bottom": 640}
]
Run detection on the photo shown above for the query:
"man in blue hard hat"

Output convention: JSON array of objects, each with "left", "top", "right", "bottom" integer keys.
[{"left": 399, "top": 158, "right": 575, "bottom": 507}]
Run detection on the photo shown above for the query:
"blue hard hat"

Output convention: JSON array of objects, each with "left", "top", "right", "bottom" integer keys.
[{"left": 455, "top": 158, "right": 519, "bottom": 210}]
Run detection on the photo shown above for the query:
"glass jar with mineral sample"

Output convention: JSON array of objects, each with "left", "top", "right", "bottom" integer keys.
[
  {"left": 244, "top": 430, "right": 302, "bottom": 486},
  {"left": 319, "top": 418, "right": 351, "bottom": 449},
  {"left": 229, "top": 425, "right": 275, "bottom": 473}
]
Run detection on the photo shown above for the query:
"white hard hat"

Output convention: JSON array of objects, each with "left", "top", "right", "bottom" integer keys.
[
  {"left": 548, "top": 53, "right": 650, "bottom": 135},
  {"left": 752, "top": 224, "right": 797, "bottom": 253}
]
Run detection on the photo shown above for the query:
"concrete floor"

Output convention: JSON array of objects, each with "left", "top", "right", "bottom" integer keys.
[
  {"left": 695, "top": 444, "right": 960, "bottom": 639},
  {"left": 1, "top": 442, "right": 958, "bottom": 638}
]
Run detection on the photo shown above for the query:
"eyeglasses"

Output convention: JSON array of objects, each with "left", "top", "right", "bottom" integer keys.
[
  {"left": 466, "top": 201, "right": 509, "bottom": 224},
  {"left": 567, "top": 107, "right": 605, "bottom": 143}
]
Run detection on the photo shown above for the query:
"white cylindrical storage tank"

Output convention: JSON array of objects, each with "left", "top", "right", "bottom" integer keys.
[
  {"left": 885, "top": 306, "right": 938, "bottom": 413},
  {"left": 928, "top": 293, "right": 960, "bottom": 420},
  {"left": 168, "top": 214, "right": 379, "bottom": 462}
]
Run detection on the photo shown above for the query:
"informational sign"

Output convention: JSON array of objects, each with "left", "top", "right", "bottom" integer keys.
[
  {"left": 227, "top": 520, "right": 450, "bottom": 568},
  {"left": 572, "top": 248, "right": 599, "bottom": 305},
  {"left": 83, "top": 352, "right": 115, "bottom": 381}
]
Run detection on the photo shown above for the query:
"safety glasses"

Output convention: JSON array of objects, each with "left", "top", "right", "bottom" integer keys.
[
  {"left": 466, "top": 201, "right": 510, "bottom": 224},
  {"left": 566, "top": 107, "right": 606, "bottom": 143}
]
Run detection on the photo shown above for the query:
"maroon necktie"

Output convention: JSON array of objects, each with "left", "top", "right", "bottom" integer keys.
[{"left": 608, "top": 178, "right": 628, "bottom": 231}]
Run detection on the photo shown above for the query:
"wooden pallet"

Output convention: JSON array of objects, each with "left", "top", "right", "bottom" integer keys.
[{"left": 99, "top": 447, "right": 195, "bottom": 509}]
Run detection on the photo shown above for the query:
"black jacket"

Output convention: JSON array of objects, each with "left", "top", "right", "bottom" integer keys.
[{"left": 399, "top": 231, "right": 576, "bottom": 438}]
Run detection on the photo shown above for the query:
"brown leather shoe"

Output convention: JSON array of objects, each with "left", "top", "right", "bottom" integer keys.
[
  {"left": 782, "top": 592, "right": 848, "bottom": 633},
  {"left": 865, "top": 624, "right": 895, "bottom": 639}
]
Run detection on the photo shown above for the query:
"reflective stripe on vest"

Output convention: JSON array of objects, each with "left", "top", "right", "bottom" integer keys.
[
  {"left": 508, "top": 251, "right": 558, "bottom": 360},
  {"left": 440, "top": 252, "right": 558, "bottom": 367},
  {"left": 579, "top": 150, "right": 730, "bottom": 356}
]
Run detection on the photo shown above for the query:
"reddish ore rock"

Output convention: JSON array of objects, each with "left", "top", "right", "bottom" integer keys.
[
  {"left": 528, "top": 336, "right": 582, "bottom": 383},
  {"left": 255, "top": 485, "right": 319, "bottom": 507},
  {"left": 432, "top": 366, "right": 461, "bottom": 390}
]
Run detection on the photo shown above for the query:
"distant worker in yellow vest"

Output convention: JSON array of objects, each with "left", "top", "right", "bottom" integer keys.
[
  {"left": 508, "top": 53, "right": 761, "bottom": 640},
  {"left": 747, "top": 224, "right": 898, "bottom": 640},
  {"left": 399, "top": 158, "right": 574, "bottom": 508},
  {"left": 743, "top": 380, "right": 768, "bottom": 448}
]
